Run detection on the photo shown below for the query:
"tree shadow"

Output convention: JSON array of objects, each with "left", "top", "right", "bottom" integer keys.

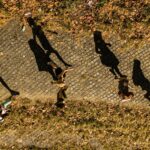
[
  {"left": 27, "top": 17, "right": 71, "bottom": 67},
  {"left": 132, "top": 59, "right": 150, "bottom": 101},
  {"left": 94, "top": 31, "right": 125, "bottom": 79},
  {"left": 28, "top": 39, "right": 58, "bottom": 80},
  {"left": 0, "top": 77, "right": 20, "bottom": 96}
]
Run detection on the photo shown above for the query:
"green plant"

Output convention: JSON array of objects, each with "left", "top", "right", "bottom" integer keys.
[{"left": 96, "top": 0, "right": 107, "bottom": 8}]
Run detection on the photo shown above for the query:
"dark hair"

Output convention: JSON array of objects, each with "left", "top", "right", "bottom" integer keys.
[{"left": 55, "top": 67, "right": 63, "bottom": 76}]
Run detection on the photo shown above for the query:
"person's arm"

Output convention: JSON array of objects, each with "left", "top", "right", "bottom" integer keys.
[{"left": 60, "top": 68, "right": 73, "bottom": 77}]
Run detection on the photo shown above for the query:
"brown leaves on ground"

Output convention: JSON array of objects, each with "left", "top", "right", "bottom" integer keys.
[
  {"left": 0, "top": 0, "right": 149, "bottom": 40},
  {"left": 0, "top": 98, "right": 150, "bottom": 149}
]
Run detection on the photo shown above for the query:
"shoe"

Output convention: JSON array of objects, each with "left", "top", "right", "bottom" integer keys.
[
  {"left": 21, "top": 25, "right": 26, "bottom": 32},
  {"left": 0, "top": 116, "right": 4, "bottom": 123},
  {"left": 10, "top": 90, "right": 20, "bottom": 96},
  {"left": 121, "top": 98, "right": 131, "bottom": 102},
  {"left": 2, "top": 109, "right": 7, "bottom": 115}
]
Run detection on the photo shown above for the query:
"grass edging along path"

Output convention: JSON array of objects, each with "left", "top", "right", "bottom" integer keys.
[
  {"left": 0, "top": 99, "right": 150, "bottom": 149},
  {"left": 0, "top": 0, "right": 149, "bottom": 40}
]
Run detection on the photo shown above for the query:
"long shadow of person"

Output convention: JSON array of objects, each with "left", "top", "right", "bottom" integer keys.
[
  {"left": 28, "top": 39, "right": 58, "bottom": 80},
  {"left": 0, "top": 77, "right": 19, "bottom": 121},
  {"left": 27, "top": 17, "right": 71, "bottom": 67},
  {"left": 94, "top": 31, "right": 125, "bottom": 79},
  {"left": 0, "top": 77, "right": 20, "bottom": 96},
  {"left": 132, "top": 59, "right": 150, "bottom": 100}
]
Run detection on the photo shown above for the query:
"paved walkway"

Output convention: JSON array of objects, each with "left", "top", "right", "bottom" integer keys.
[{"left": 0, "top": 19, "right": 150, "bottom": 105}]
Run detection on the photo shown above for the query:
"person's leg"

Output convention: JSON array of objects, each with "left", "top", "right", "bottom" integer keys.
[
  {"left": 0, "top": 77, "right": 19, "bottom": 96},
  {"left": 47, "top": 58, "right": 58, "bottom": 69},
  {"left": 53, "top": 50, "right": 72, "bottom": 67},
  {"left": 114, "top": 66, "right": 124, "bottom": 78},
  {"left": 1, "top": 97, "right": 12, "bottom": 109},
  {"left": 62, "top": 86, "right": 68, "bottom": 98},
  {"left": 109, "top": 67, "right": 118, "bottom": 79},
  {"left": 0, "top": 106, "right": 5, "bottom": 123},
  {"left": 47, "top": 65, "right": 58, "bottom": 80},
  {"left": 0, "top": 116, "right": 4, "bottom": 122},
  {"left": 55, "top": 98, "right": 65, "bottom": 108}
]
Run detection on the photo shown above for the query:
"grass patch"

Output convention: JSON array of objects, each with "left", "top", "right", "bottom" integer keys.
[{"left": 0, "top": 99, "right": 149, "bottom": 149}]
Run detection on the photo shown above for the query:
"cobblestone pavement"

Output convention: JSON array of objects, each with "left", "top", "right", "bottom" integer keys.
[{"left": 0, "top": 19, "right": 150, "bottom": 105}]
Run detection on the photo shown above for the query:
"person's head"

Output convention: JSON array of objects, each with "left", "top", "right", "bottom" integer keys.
[{"left": 55, "top": 67, "right": 63, "bottom": 76}]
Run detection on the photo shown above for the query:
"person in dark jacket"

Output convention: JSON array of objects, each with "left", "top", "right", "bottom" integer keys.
[
  {"left": 55, "top": 85, "right": 68, "bottom": 108},
  {"left": 118, "top": 77, "right": 134, "bottom": 101}
]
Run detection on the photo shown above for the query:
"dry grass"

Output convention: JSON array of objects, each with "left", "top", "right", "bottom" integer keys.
[
  {"left": 0, "top": 0, "right": 149, "bottom": 40},
  {"left": 0, "top": 2, "right": 150, "bottom": 148},
  {"left": 0, "top": 98, "right": 150, "bottom": 149}
]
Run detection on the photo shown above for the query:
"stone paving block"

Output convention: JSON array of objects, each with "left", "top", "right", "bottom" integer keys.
[{"left": 0, "top": 20, "right": 150, "bottom": 105}]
